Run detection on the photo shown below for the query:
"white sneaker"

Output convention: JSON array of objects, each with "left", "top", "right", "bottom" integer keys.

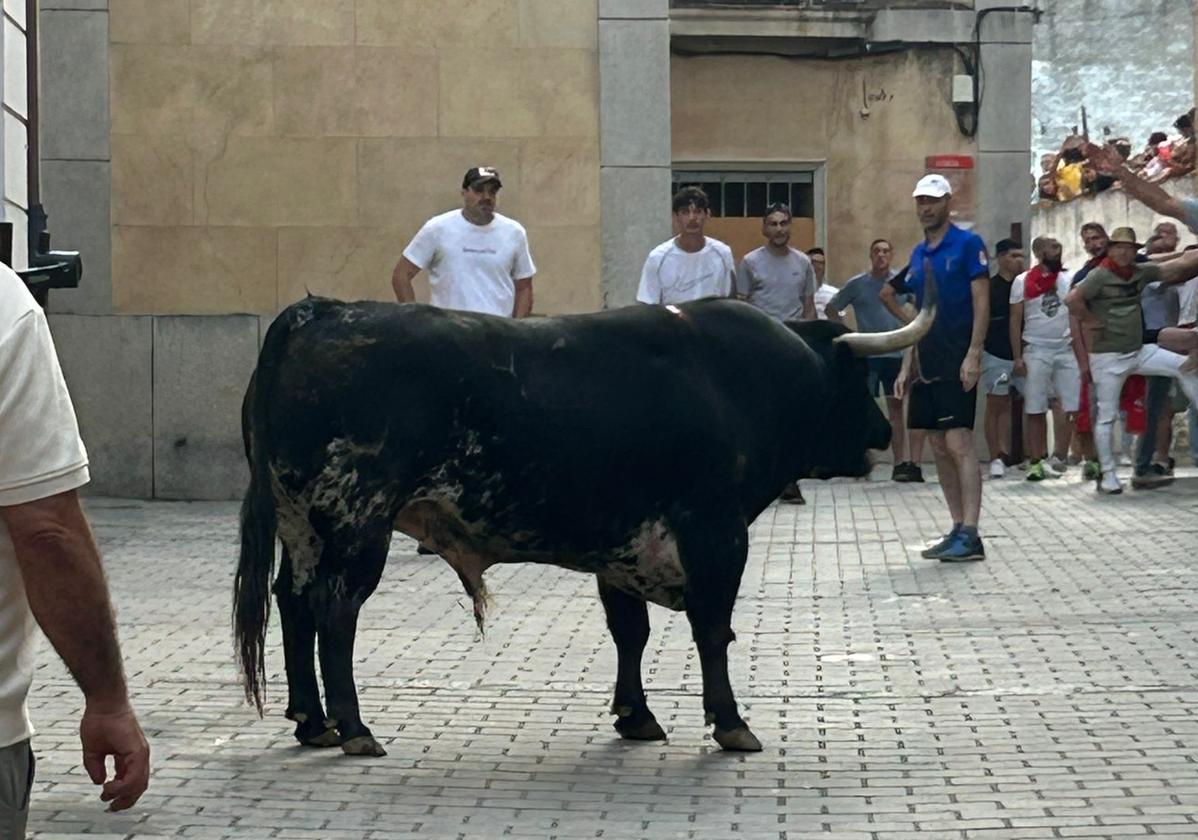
[
  {"left": 1048, "top": 455, "right": 1068, "bottom": 474},
  {"left": 1098, "top": 471, "right": 1123, "bottom": 495},
  {"left": 989, "top": 458, "right": 1005, "bottom": 479}
]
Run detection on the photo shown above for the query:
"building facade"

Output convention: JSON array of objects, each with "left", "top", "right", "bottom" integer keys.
[{"left": 37, "top": 0, "right": 1034, "bottom": 499}]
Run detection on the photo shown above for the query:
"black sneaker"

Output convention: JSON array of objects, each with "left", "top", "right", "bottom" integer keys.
[
  {"left": 921, "top": 525, "right": 960, "bottom": 559},
  {"left": 779, "top": 482, "right": 806, "bottom": 505},
  {"left": 893, "top": 462, "right": 924, "bottom": 483},
  {"left": 1131, "top": 462, "right": 1173, "bottom": 489},
  {"left": 937, "top": 530, "right": 985, "bottom": 562}
]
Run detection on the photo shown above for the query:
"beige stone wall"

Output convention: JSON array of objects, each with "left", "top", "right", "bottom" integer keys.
[
  {"left": 108, "top": 0, "right": 601, "bottom": 316},
  {"left": 671, "top": 50, "right": 976, "bottom": 282}
]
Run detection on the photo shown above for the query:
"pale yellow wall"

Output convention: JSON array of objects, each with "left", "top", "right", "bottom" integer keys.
[
  {"left": 109, "top": 0, "right": 601, "bottom": 315},
  {"left": 671, "top": 50, "right": 976, "bottom": 284}
]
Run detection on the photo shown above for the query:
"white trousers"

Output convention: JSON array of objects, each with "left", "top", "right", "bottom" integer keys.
[{"left": 1091, "top": 345, "right": 1198, "bottom": 473}]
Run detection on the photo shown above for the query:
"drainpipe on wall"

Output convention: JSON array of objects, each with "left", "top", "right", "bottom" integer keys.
[
  {"left": 19, "top": 0, "right": 82, "bottom": 305},
  {"left": 25, "top": 0, "right": 45, "bottom": 258}
]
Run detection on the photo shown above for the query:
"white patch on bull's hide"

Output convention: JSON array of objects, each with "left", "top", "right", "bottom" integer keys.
[
  {"left": 602, "top": 518, "right": 686, "bottom": 611},
  {"left": 271, "top": 437, "right": 394, "bottom": 593}
]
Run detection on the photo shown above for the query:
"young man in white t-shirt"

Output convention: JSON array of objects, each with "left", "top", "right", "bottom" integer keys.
[
  {"left": 392, "top": 166, "right": 537, "bottom": 318},
  {"left": 636, "top": 186, "right": 734, "bottom": 305},
  {"left": 1010, "top": 235, "right": 1082, "bottom": 481},
  {"left": 807, "top": 248, "right": 840, "bottom": 319},
  {"left": 0, "top": 267, "right": 150, "bottom": 834}
]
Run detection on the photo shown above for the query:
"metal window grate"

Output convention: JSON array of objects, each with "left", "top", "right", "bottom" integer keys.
[{"left": 672, "top": 171, "right": 815, "bottom": 218}]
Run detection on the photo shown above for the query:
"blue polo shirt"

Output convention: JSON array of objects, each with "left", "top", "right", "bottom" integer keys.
[{"left": 891, "top": 223, "right": 989, "bottom": 381}]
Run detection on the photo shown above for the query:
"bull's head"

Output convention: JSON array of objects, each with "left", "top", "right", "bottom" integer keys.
[{"left": 785, "top": 269, "right": 937, "bottom": 479}]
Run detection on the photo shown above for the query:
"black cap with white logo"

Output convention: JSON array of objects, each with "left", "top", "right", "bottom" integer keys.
[{"left": 462, "top": 166, "right": 502, "bottom": 189}]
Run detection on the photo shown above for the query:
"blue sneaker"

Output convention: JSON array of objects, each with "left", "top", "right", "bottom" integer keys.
[
  {"left": 920, "top": 525, "right": 960, "bottom": 559},
  {"left": 937, "top": 530, "right": 985, "bottom": 563}
]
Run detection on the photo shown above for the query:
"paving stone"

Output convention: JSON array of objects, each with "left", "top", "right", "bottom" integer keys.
[{"left": 21, "top": 470, "right": 1198, "bottom": 838}]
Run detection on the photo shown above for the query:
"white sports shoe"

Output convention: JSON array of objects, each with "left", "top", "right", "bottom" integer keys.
[
  {"left": 989, "top": 458, "right": 1005, "bottom": 479},
  {"left": 1048, "top": 455, "right": 1068, "bottom": 474},
  {"left": 1098, "top": 471, "right": 1123, "bottom": 495}
]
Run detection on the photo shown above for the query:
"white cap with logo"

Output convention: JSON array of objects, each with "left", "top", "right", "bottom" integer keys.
[{"left": 912, "top": 174, "right": 952, "bottom": 198}]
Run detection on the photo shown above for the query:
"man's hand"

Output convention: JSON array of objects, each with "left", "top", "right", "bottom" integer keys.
[
  {"left": 81, "top": 703, "right": 150, "bottom": 812},
  {"left": 960, "top": 348, "right": 981, "bottom": 391},
  {"left": 1012, "top": 356, "right": 1027, "bottom": 378}
]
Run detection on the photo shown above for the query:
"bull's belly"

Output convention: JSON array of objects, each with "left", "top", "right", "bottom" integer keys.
[{"left": 394, "top": 499, "right": 687, "bottom": 611}]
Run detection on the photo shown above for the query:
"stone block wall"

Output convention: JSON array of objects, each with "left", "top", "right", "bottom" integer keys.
[{"left": 41, "top": 1, "right": 603, "bottom": 499}]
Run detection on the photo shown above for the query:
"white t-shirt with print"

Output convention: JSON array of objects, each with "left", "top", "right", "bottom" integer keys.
[
  {"left": 403, "top": 210, "right": 536, "bottom": 318},
  {"left": 637, "top": 237, "right": 734, "bottom": 305},
  {"left": 0, "top": 266, "right": 90, "bottom": 747},
  {"left": 1010, "top": 268, "right": 1074, "bottom": 349},
  {"left": 814, "top": 283, "right": 840, "bottom": 320}
]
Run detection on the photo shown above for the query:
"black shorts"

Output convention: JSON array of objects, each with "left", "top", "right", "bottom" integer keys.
[
  {"left": 908, "top": 380, "right": 977, "bottom": 431},
  {"left": 867, "top": 357, "right": 902, "bottom": 398}
]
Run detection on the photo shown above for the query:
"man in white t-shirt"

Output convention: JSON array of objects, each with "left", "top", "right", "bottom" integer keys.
[
  {"left": 392, "top": 166, "right": 537, "bottom": 318},
  {"left": 637, "top": 186, "right": 734, "bottom": 305},
  {"left": 806, "top": 248, "right": 840, "bottom": 319},
  {"left": 1010, "top": 235, "right": 1082, "bottom": 481},
  {"left": 0, "top": 268, "right": 149, "bottom": 834}
]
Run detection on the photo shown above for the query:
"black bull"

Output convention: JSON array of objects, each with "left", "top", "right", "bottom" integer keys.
[{"left": 235, "top": 294, "right": 935, "bottom": 756}]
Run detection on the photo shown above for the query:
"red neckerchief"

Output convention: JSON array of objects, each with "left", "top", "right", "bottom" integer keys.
[
  {"left": 1023, "top": 264, "right": 1060, "bottom": 299},
  {"left": 1099, "top": 256, "right": 1135, "bottom": 281}
]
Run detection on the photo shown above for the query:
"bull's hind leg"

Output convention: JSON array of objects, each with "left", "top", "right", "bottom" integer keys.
[
  {"left": 678, "top": 518, "right": 761, "bottom": 752},
  {"left": 598, "top": 580, "right": 666, "bottom": 742},
  {"left": 313, "top": 525, "right": 391, "bottom": 757},
  {"left": 274, "top": 546, "right": 339, "bottom": 747}
]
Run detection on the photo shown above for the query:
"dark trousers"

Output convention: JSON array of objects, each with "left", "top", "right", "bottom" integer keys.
[
  {"left": 1135, "top": 376, "right": 1173, "bottom": 471},
  {"left": 0, "top": 739, "right": 33, "bottom": 840}
]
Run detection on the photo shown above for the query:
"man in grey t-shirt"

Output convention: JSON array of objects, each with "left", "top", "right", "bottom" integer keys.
[
  {"left": 735, "top": 202, "right": 816, "bottom": 504},
  {"left": 829, "top": 239, "right": 925, "bottom": 482},
  {"left": 735, "top": 202, "right": 817, "bottom": 322}
]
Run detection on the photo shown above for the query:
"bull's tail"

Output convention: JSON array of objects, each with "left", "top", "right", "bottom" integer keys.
[{"left": 234, "top": 310, "right": 299, "bottom": 714}]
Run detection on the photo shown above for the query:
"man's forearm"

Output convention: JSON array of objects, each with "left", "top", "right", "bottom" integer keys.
[
  {"left": 1157, "top": 252, "right": 1198, "bottom": 286},
  {"left": 1114, "top": 164, "right": 1185, "bottom": 220},
  {"left": 879, "top": 287, "right": 913, "bottom": 324},
  {"left": 969, "top": 279, "right": 989, "bottom": 352},
  {"left": 7, "top": 494, "right": 129, "bottom": 711},
  {"left": 513, "top": 281, "right": 534, "bottom": 318}
]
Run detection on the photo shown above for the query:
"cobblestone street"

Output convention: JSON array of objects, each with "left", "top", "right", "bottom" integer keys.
[{"left": 24, "top": 467, "right": 1198, "bottom": 839}]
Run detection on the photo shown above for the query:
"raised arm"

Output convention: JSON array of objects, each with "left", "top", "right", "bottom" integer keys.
[{"left": 1087, "top": 143, "right": 1190, "bottom": 223}]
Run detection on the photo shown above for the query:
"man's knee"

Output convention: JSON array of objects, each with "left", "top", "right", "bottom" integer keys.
[{"left": 944, "top": 428, "right": 977, "bottom": 457}]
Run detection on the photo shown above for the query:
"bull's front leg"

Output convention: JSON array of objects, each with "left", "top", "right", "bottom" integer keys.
[
  {"left": 677, "top": 517, "right": 761, "bottom": 752},
  {"left": 597, "top": 579, "right": 666, "bottom": 741}
]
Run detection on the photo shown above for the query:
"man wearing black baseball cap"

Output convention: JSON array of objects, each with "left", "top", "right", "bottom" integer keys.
[{"left": 392, "top": 166, "right": 536, "bottom": 318}]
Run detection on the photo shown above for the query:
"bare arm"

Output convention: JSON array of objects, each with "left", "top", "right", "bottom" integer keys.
[
  {"left": 391, "top": 257, "right": 421, "bottom": 303},
  {"left": 1087, "top": 143, "right": 1188, "bottom": 221},
  {"left": 879, "top": 283, "right": 914, "bottom": 324},
  {"left": 1069, "top": 312, "right": 1091, "bottom": 381},
  {"left": 1009, "top": 300, "right": 1025, "bottom": 376},
  {"left": 801, "top": 294, "right": 816, "bottom": 321},
  {"left": 513, "top": 278, "right": 534, "bottom": 318},
  {"left": 1, "top": 490, "right": 150, "bottom": 811},
  {"left": 961, "top": 275, "right": 989, "bottom": 390},
  {"left": 1156, "top": 249, "right": 1198, "bottom": 286}
]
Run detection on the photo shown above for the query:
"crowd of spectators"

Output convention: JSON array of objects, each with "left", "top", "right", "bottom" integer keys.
[{"left": 1036, "top": 108, "right": 1196, "bottom": 205}]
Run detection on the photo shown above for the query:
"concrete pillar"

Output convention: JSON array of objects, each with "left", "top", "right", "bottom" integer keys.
[
  {"left": 598, "top": 0, "right": 672, "bottom": 308},
  {"left": 974, "top": 2, "right": 1034, "bottom": 250}
]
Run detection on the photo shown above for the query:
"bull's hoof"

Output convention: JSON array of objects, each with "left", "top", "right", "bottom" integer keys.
[
  {"left": 614, "top": 715, "right": 667, "bottom": 742},
  {"left": 300, "top": 727, "right": 342, "bottom": 748},
  {"left": 341, "top": 735, "right": 387, "bottom": 757},
  {"left": 713, "top": 727, "right": 762, "bottom": 752}
]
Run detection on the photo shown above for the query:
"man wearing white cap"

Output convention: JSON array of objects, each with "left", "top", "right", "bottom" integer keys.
[{"left": 881, "top": 174, "right": 990, "bottom": 562}]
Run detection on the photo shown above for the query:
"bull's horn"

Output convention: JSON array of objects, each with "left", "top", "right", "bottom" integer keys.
[{"left": 834, "top": 260, "right": 939, "bottom": 356}]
